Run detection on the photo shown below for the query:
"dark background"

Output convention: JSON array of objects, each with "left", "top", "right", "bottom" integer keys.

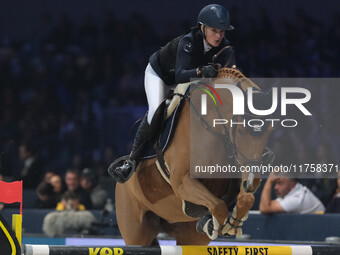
[{"left": 0, "top": 0, "right": 339, "bottom": 206}]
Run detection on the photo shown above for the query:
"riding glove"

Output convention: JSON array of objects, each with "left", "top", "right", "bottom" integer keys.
[{"left": 197, "top": 65, "right": 218, "bottom": 78}]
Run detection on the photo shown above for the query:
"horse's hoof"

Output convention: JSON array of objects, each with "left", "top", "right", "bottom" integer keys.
[
  {"left": 243, "top": 173, "right": 254, "bottom": 192},
  {"left": 221, "top": 221, "right": 232, "bottom": 235},
  {"left": 196, "top": 215, "right": 219, "bottom": 240},
  {"left": 221, "top": 219, "right": 243, "bottom": 237}
]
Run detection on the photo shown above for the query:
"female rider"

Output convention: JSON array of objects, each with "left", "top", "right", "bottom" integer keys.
[{"left": 110, "top": 4, "right": 236, "bottom": 183}]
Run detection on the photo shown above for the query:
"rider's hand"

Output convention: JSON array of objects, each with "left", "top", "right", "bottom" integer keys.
[{"left": 197, "top": 65, "right": 218, "bottom": 78}]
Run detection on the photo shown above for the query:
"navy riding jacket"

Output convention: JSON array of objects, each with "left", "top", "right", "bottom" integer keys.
[{"left": 149, "top": 27, "right": 235, "bottom": 86}]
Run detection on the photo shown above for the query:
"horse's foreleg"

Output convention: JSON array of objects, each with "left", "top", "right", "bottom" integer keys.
[
  {"left": 170, "top": 173, "right": 228, "bottom": 240},
  {"left": 221, "top": 177, "right": 261, "bottom": 237},
  {"left": 116, "top": 182, "right": 160, "bottom": 245},
  {"left": 243, "top": 173, "right": 262, "bottom": 193}
]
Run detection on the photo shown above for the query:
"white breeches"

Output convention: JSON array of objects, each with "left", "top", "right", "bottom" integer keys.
[{"left": 144, "top": 63, "right": 172, "bottom": 124}]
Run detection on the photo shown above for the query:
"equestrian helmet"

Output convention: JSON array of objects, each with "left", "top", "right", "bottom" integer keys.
[{"left": 197, "top": 4, "right": 234, "bottom": 31}]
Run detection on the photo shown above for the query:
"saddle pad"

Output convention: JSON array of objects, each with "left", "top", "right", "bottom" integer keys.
[
  {"left": 140, "top": 103, "right": 182, "bottom": 160},
  {"left": 166, "top": 81, "right": 192, "bottom": 119}
]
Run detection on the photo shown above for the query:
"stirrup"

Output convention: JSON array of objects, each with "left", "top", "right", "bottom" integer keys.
[{"left": 108, "top": 155, "right": 136, "bottom": 183}]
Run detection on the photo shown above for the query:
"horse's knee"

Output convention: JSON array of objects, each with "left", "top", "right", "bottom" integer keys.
[
  {"left": 237, "top": 193, "right": 255, "bottom": 210},
  {"left": 210, "top": 200, "right": 228, "bottom": 215}
]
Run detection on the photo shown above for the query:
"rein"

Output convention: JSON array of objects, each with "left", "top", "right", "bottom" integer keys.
[{"left": 211, "top": 46, "right": 235, "bottom": 68}]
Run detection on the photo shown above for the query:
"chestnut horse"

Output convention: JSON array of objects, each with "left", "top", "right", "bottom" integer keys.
[{"left": 115, "top": 68, "right": 273, "bottom": 245}]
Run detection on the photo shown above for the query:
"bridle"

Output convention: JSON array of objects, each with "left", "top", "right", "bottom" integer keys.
[{"left": 185, "top": 82, "right": 264, "bottom": 168}]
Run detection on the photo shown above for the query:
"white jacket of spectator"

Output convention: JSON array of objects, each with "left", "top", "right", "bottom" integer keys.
[{"left": 276, "top": 183, "right": 325, "bottom": 214}]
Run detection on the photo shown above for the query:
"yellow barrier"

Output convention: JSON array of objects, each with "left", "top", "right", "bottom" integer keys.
[
  {"left": 181, "top": 246, "right": 293, "bottom": 255},
  {"left": 12, "top": 214, "right": 22, "bottom": 247}
]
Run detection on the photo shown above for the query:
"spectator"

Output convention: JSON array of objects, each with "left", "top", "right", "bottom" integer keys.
[
  {"left": 80, "top": 168, "right": 108, "bottom": 209},
  {"left": 260, "top": 172, "right": 325, "bottom": 214},
  {"left": 33, "top": 182, "right": 57, "bottom": 209},
  {"left": 18, "top": 142, "right": 44, "bottom": 189},
  {"left": 56, "top": 190, "right": 85, "bottom": 211},
  {"left": 325, "top": 172, "right": 340, "bottom": 213},
  {"left": 44, "top": 191, "right": 97, "bottom": 237},
  {"left": 43, "top": 170, "right": 56, "bottom": 183},
  {"left": 64, "top": 169, "right": 92, "bottom": 209},
  {"left": 50, "top": 174, "right": 66, "bottom": 203}
]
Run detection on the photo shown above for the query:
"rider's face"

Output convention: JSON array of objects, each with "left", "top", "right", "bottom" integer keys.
[{"left": 204, "top": 26, "right": 225, "bottom": 47}]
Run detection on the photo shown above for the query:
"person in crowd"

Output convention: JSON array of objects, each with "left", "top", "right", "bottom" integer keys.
[
  {"left": 325, "top": 171, "right": 340, "bottom": 213},
  {"left": 43, "top": 170, "right": 56, "bottom": 183},
  {"left": 56, "top": 190, "right": 85, "bottom": 211},
  {"left": 50, "top": 174, "right": 66, "bottom": 203},
  {"left": 64, "top": 168, "right": 92, "bottom": 209},
  {"left": 110, "top": 4, "right": 236, "bottom": 183},
  {"left": 18, "top": 142, "right": 44, "bottom": 189},
  {"left": 33, "top": 182, "right": 57, "bottom": 209},
  {"left": 44, "top": 190, "right": 97, "bottom": 237},
  {"left": 80, "top": 168, "right": 108, "bottom": 209},
  {"left": 260, "top": 172, "right": 325, "bottom": 214}
]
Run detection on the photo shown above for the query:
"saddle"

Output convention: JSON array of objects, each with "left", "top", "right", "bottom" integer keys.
[{"left": 141, "top": 82, "right": 191, "bottom": 161}]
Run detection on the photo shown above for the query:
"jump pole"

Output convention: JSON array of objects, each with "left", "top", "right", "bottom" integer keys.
[{"left": 24, "top": 245, "right": 340, "bottom": 255}]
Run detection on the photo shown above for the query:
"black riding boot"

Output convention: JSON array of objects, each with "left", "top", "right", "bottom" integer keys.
[{"left": 108, "top": 115, "right": 150, "bottom": 183}]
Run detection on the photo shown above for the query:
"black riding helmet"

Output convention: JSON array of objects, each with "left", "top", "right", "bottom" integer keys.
[{"left": 197, "top": 4, "right": 234, "bottom": 31}]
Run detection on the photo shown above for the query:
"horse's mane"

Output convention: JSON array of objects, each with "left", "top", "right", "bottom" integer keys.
[{"left": 217, "top": 68, "right": 261, "bottom": 91}]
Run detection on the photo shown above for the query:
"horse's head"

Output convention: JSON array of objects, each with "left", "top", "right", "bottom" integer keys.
[
  {"left": 189, "top": 67, "right": 274, "bottom": 191},
  {"left": 189, "top": 68, "right": 274, "bottom": 184},
  {"left": 214, "top": 68, "right": 274, "bottom": 168}
]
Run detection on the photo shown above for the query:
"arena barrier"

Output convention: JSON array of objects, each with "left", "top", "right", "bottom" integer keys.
[{"left": 24, "top": 244, "right": 340, "bottom": 255}]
